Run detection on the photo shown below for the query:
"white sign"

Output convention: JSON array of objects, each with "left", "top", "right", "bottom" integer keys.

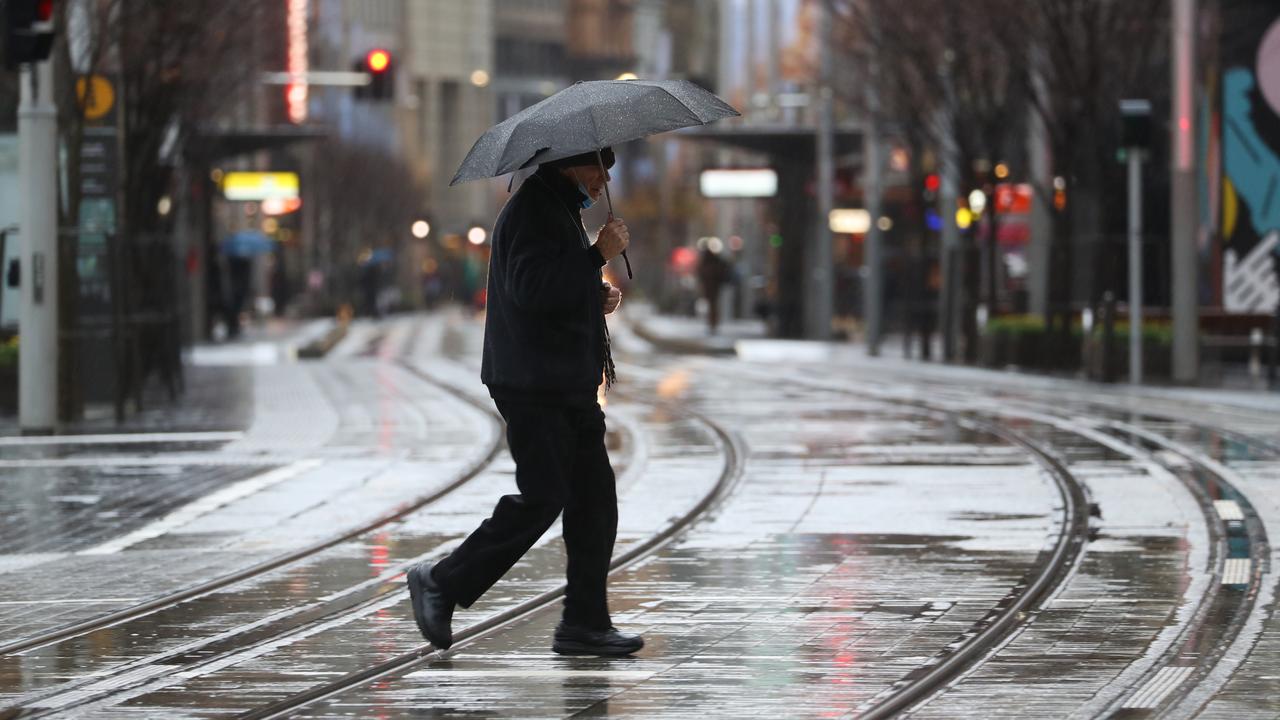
[
  {"left": 699, "top": 169, "right": 777, "bottom": 198},
  {"left": 829, "top": 209, "right": 870, "bottom": 234}
]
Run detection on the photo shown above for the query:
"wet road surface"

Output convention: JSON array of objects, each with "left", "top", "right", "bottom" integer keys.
[{"left": 0, "top": 311, "right": 1277, "bottom": 718}]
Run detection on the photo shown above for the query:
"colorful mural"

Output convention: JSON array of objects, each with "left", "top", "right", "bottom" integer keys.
[{"left": 1221, "top": 1, "right": 1280, "bottom": 313}]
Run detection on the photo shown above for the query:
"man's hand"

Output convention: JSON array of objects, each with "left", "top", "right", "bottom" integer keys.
[
  {"left": 594, "top": 218, "right": 630, "bottom": 261},
  {"left": 601, "top": 281, "right": 622, "bottom": 315}
]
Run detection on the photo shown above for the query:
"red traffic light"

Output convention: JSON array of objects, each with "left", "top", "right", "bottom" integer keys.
[
  {"left": 5, "top": 0, "right": 57, "bottom": 67},
  {"left": 924, "top": 174, "right": 941, "bottom": 193},
  {"left": 365, "top": 49, "right": 390, "bottom": 73}
]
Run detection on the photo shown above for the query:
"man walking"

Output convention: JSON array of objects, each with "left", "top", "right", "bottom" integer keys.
[{"left": 407, "top": 147, "right": 644, "bottom": 656}]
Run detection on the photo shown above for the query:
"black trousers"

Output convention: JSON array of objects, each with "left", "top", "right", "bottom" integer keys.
[{"left": 432, "top": 399, "right": 618, "bottom": 629}]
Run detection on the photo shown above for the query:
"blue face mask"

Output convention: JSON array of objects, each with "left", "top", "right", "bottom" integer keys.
[{"left": 570, "top": 169, "right": 595, "bottom": 209}]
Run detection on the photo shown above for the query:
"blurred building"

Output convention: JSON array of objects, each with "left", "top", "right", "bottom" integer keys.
[
  {"left": 403, "top": 0, "right": 495, "bottom": 235},
  {"left": 494, "top": 0, "right": 568, "bottom": 116},
  {"left": 305, "top": 0, "right": 494, "bottom": 311},
  {"left": 565, "top": 0, "right": 636, "bottom": 81}
]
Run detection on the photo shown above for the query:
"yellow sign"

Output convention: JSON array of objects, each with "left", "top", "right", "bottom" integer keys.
[
  {"left": 76, "top": 75, "right": 115, "bottom": 121},
  {"left": 222, "top": 172, "right": 300, "bottom": 201}
]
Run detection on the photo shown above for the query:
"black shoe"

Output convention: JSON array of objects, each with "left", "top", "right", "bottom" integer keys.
[
  {"left": 407, "top": 563, "right": 454, "bottom": 650},
  {"left": 552, "top": 622, "right": 644, "bottom": 656}
]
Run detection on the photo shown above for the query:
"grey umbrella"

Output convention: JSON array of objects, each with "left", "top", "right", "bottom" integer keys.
[{"left": 450, "top": 79, "right": 740, "bottom": 277}]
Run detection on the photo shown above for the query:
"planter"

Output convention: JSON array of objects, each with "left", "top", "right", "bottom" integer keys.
[{"left": 0, "top": 365, "right": 15, "bottom": 416}]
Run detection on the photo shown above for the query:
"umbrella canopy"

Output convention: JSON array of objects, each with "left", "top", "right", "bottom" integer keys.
[
  {"left": 221, "top": 230, "right": 275, "bottom": 258},
  {"left": 450, "top": 79, "right": 739, "bottom": 186},
  {"left": 361, "top": 248, "right": 394, "bottom": 266}
]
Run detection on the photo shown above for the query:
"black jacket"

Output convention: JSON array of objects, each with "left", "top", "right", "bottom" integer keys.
[{"left": 481, "top": 165, "right": 607, "bottom": 405}]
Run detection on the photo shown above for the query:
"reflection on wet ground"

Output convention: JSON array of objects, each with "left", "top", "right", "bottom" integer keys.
[
  {"left": 270, "top": 352, "right": 1069, "bottom": 719},
  {"left": 0, "top": 464, "right": 272, "bottom": 555},
  {"left": 4, "top": 313, "right": 1280, "bottom": 717},
  {"left": 720, "top": 355, "right": 1280, "bottom": 716},
  {"left": 7, "top": 398, "right": 705, "bottom": 718}
]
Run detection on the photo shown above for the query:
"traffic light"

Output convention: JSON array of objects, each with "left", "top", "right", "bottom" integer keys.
[
  {"left": 4, "top": 0, "right": 56, "bottom": 68},
  {"left": 354, "top": 48, "right": 393, "bottom": 101}
]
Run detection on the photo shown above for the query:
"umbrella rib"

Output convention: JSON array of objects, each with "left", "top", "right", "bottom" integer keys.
[{"left": 652, "top": 85, "right": 714, "bottom": 124}]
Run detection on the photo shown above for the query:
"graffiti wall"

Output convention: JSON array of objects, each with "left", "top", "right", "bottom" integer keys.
[{"left": 1221, "top": 1, "right": 1280, "bottom": 313}]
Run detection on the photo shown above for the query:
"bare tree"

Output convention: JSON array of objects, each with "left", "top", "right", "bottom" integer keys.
[
  {"left": 832, "top": 0, "right": 1026, "bottom": 359},
  {"left": 44, "top": 0, "right": 281, "bottom": 419},
  {"left": 997, "top": 0, "right": 1165, "bottom": 346},
  {"left": 829, "top": 0, "right": 1165, "bottom": 364},
  {"left": 310, "top": 140, "right": 426, "bottom": 311}
]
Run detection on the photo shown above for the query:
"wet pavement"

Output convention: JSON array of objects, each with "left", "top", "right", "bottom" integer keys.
[{"left": 0, "top": 309, "right": 1278, "bottom": 718}]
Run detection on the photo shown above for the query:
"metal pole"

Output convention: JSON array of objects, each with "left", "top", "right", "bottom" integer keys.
[
  {"left": 863, "top": 44, "right": 884, "bottom": 355},
  {"left": 1027, "top": 59, "right": 1052, "bottom": 319},
  {"left": 1127, "top": 150, "right": 1143, "bottom": 384},
  {"left": 18, "top": 61, "right": 59, "bottom": 433},
  {"left": 939, "top": 121, "right": 961, "bottom": 361},
  {"left": 808, "top": 0, "right": 835, "bottom": 340},
  {"left": 1171, "top": 0, "right": 1199, "bottom": 383}
]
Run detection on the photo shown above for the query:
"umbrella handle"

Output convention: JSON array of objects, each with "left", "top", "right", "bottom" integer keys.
[
  {"left": 605, "top": 211, "right": 633, "bottom": 279},
  {"left": 597, "top": 149, "right": 633, "bottom": 280}
]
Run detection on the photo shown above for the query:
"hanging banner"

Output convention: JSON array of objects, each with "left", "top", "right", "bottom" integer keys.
[{"left": 1220, "top": 1, "right": 1280, "bottom": 313}]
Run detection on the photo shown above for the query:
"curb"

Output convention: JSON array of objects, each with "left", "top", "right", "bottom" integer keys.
[
  {"left": 297, "top": 321, "right": 349, "bottom": 359},
  {"left": 626, "top": 316, "right": 738, "bottom": 357}
]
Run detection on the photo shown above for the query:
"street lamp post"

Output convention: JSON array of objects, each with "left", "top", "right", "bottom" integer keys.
[
  {"left": 862, "top": 5, "right": 884, "bottom": 356},
  {"left": 18, "top": 60, "right": 58, "bottom": 433},
  {"left": 1170, "top": 0, "right": 1199, "bottom": 383},
  {"left": 1121, "top": 99, "right": 1151, "bottom": 385},
  {"left": 808, "top": 0, "right": 835, "bottom": 341}
]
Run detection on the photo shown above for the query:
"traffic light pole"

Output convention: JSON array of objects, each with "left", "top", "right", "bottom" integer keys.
[
  {"left": 862, "top": 6, "right": 884, "bottom": 357},
  {"left": 1170, "top": 0, "right": 1199, "bottom": 383},
  {"left": 1121, "top": 99, "right": 1151, "bottom": 386},
  {"left": 18, "top": 60, "right": 58, "bottom": 434},
  {"left": 807, "top": 0, "right": 834, "bottom": 341}
]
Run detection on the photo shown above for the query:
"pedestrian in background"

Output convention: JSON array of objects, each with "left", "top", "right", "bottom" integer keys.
[
  {"left": 697, "top": 245, "right": 730, "bottom": 334},
  {"left": 407, "top": 147, "right": 644, "bottom": 656}
]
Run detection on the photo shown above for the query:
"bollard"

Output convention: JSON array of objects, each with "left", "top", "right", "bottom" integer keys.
[{"left": 1250, "top": 327, "right": 1263, "bottom": 379}]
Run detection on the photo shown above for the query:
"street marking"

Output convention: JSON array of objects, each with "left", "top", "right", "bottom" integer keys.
[
  {"left": 79, "top": 460, "right": 322, "bottom": 555},
  {"left": 0, "top": 599, "right": 139, "bottom": 605},
  {"left": 0, "top": 456, "right": 281, "bottom": 469},
  {"left": 189, "top": 342, "right": 282, "bottom": 366},
  {"left": 404, "top": 670, "right": 657, "bottom": 680},
  {"left": 1222, "top": 558, "right": 1252, "bottom": 586},
  {"left": 1122, "top": 666, "right": 1195, "bottom": 709},
  {"left": 0, "top": 431, "right": 242, "bottom": 447},
  {"left": 1213, "top": 500, "right": 1244, "bottom": 521}
]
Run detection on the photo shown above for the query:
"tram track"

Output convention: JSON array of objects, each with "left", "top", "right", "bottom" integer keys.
[
  {"left": 224, "top": 388, "right": 746, "bottom": 720},
  {"left": 921, "top": 389, "right": 1275, "bottom": 718},
  {"left": 586, "top": 357, "right": 1100, "bottom": 719},
  {"left": 1095, "top": 421, "right": 1270, "bottom": 717},
  {"left": 40, "top": 350, "right": 1207, "bottom": 719},
  {"left": 0, "top": 359, "right": 651, "bottom": 720},
  {"left": 753, "top": 361, "right": 1275, "bottom": 718},
  {"left": 0, "top": 322, "right": 504, "bottom": 685},
  {"left": 10, "top": 320, "right": 1276, "bottom": 718},
  {"left": 0, "top": 344, "right": 723, "bottom": 719},
  {"left": 640, "top": 355, "right": 1271, "bottom": 719}
]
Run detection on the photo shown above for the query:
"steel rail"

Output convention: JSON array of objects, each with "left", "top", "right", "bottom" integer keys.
[
  {"left": 646, "top": 359, "right": 1094, "bottom": 720},
  {"left": 717, "top": 358, "right": 1271, "bottom": 718},
  {"left": 1097, "top": 421, "right": 1271, "bottom": 717},
  {"left": 855, "top": 414, "right": 1092, "bottom": 719},
  {"left": 0, "top": 333, "right": 502, "bottom": 659},
  {"left": 233, "top": 394, "right": 747, "bottom": 720},
  {"left": 0, "top": 361, "right": 655, "bottom": 719}
]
